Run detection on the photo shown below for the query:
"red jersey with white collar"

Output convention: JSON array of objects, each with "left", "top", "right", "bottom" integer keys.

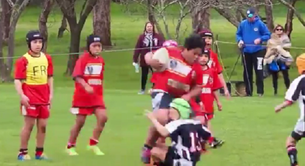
[
  {"left": 153, "top": 47, "right": 203, "bottom": 97},
  {"left": 72, "top": 51, "right": 105, "bottom": 107}
]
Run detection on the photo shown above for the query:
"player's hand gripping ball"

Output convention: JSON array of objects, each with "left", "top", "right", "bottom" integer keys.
[{"left": 151, "top": 47, "right": 170, "bottom": 72}]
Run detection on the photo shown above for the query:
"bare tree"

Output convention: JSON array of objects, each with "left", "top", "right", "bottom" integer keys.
[
  {"left": 279, "top": 0, "right": 304, "bottom": 38},
  {"left": 39, "top": 0, "right": 55, "bottom": 52},
  {"left": 0, "top": 1, "right": 5, "bottom": 81},
  {"left": 1, "top": 0, "right": 30, "bottom": 82},
  {"left": 93, "top": 0, "right": 112, "bottom": 46},
  {"left": 57, "top": 16, "right": 68, "bottom": 38},
  {"left": 264, "top": 0, "right": 274, "bottom": 31},
  {"left": 55, "top": 0, "right": 98, "bottom": 75},
  {"left": 1, "top": 0, "right": 11, "bottom": 42},
  {"left": 192, "top": 8, "right": 210, "bottom": 32}
]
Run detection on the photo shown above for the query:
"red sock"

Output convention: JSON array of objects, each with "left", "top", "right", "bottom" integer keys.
[
  {"left": 35, "top": 147, "right": 44, "bottom": 156},
  {"left": 208, "top": 136, "right": 214, "bottom": 144},
  {"left": 89, "top": 138, "right": 98, "bottom": 146},
  {"left": 67, "top": 142, "right": 76, "bottom": 149}
]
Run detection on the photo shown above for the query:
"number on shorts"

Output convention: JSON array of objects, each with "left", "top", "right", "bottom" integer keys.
[{"left": 189, "top": 132, "right": 202, "bottom": 152}]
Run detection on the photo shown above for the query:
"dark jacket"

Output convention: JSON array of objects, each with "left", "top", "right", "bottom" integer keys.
[{"left": 133, "top": 22, "right": 164, "bottom": 67}]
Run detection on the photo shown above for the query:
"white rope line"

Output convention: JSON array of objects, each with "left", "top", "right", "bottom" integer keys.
[{"left": 0, "top": 39, "right": 304, "bottom": 60}]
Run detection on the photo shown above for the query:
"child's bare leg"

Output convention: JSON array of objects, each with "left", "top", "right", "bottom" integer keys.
[
  {"left": 36, "top": 118, "right": 48, "bottom": 156},
  {"left": 151, "top": 147, "right": 168, "bottom": 164},
  {"left": 67, "top": 115, "right": 87, "bottom": 148},
  {"left": 19, "top": 116, "right": 36, "bottom": 155}
]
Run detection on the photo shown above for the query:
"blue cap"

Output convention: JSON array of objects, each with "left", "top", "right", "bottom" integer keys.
[{"left": 246, "top": 8, "right": 256, "bottom": 18}]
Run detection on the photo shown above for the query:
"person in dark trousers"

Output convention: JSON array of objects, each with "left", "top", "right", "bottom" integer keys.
[
  {"left": 236, "top": 8, "right": 271, "bottom": 97},
  {"left": 133, "top": 22, "right": 164, "bottom": 94},
  {"left": 269, "top": 24, "right": 291, "bottom": 95}
]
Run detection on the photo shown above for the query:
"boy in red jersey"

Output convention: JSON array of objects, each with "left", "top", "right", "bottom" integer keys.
[
  {"left": 66, "top": 34, "right": 107, "bottom": 156},
  {"left": 198, "top": 29, "right": 230, "bottom": 98},
  {"left": 141, "top": 34, "right": 204, "bottom": 164},
  {"left": 14, "top": 30, "right": 53, "bottom": 160},
  {"left": 196, "top": 49, "right": 224, "bottom": 148}
]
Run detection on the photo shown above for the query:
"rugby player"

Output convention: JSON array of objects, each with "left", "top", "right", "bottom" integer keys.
[
  {"left": 198, "top": 29, "right": 230, "bottom": 98},
  {"left": 274, "top": 54, "right": 305, "bottom": 166},
  {"left": 196, "top": 49, "right": 224, "bottom": 148},
  {"left": 14, "top": 30, "right": 53, "bottom": 160},
  {"left": 146, "top": 98, "right": 211, "bottom": 166},
  {"left": 66, "top": 35, "right": 107, "bottom": 156},
  {"left": 141, "top": 34, "right": 204, "bottom": 164}
]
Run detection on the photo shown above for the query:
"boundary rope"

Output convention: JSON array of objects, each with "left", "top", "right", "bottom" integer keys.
[{"left": 0, "top": 39, "right": 304, "bottom": 60}]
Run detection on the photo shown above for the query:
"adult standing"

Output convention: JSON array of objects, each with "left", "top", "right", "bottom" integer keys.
[
  {"left": 269, "top": 24, "right": 291, "bottom": 95},
  {"left": 133, "top": 22, "right": 164, "bottom": 94},
  {"left": 236, "top": 8, "right": 271, "bottom": 97}
]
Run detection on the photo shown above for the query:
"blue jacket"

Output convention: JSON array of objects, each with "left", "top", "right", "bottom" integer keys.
[{"left": 236, "top": 16, "right": 271, "bottom": 53}]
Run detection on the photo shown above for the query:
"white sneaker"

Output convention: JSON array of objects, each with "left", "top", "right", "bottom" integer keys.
[{"left": 138, "top": 90, "right": 145, "bottom": 95}]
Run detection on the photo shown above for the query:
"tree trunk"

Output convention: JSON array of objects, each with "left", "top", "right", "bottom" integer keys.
[
  {"left": 1, "top": 0, "right": 11, "bottom": 42},
  {"left": 192, "top": 8, "right": 210, "bottom": 32},
  {"left": 285, "top": 0, "right": 297, "bottom": 38},
  {"left": 3, "top": 0, "right": 30, "bottom": 82},
  {"left": 0, "top": 2, "right": 5, "bottom": 81},
  {"left": 214, "top": 8, "right": 239, "bottom": 28},
  {"left": 65, "top": 28, "right": 81, "bottom": 75},
  {"left": 39, "top": 0, "right": 54, "bottom": 52},
  {"left": 264, "top": 0, "right": 274, "bottom": 31},
  {"left": 57, "top": 15, "right": 67, "bottom": 38},
  {"left": 147, "top": 0, "right": 164, "bottom": 39},
  {"left": 56, "top": 0, "right": 98, "bottom": 75},
  {"left": 93, "top": 0, "right": 111, "bottom": 46}
]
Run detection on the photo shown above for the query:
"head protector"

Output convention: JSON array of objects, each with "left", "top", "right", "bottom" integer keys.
[
  {"left": 26, "top": 30, "right": 44, "bottom": 51},
  {"left": 169, "top": 98, "right": 192, "bottom": 119},
  {"left": 86, "top": 34, "right": 102, "bottom": 54}
]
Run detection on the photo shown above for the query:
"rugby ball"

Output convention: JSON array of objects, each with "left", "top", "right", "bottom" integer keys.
[{"left": 151, "top": 47, "right": 169, "bottom": 71}]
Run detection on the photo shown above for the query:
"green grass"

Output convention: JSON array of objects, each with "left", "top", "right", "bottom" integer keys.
[{"left": 1, "top": 2, "right": 305, "bottom": 166}]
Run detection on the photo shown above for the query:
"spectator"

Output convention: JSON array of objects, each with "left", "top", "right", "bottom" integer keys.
[
  {"left": 133, "top": 22, "right": 164, "bottom": 94},
  {"left": 236, "top": 7, "right": 271, "bottom": 97},
  {"left": 269, "top": 24, "right": 291, "bottom": 95}
]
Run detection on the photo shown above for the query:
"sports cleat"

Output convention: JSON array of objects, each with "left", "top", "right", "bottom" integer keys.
[
  {"left": 87, "top": 145, "right": 105, "bottom": 155},
  {"left": 210, "top": 139, "right": 225, "bottom": 148},
  {"left": 141, "top": 147, "right": 151, "bottom": 164},
  {"left": 35, "top": 153, "right": 49, "bottom": 160},
  {"left": 66, "top": 147, "right": 79, "bottom": 156},
  {"left": 18, "top": 154, "right": 31, "bottom": 161}
]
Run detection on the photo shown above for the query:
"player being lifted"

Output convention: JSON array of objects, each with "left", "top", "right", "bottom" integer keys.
[
  {"left": 14, "top": 30, "right": 53, "bottom": 160},
  {"left": 145, "top": 98, "right": 211, "bottom": 166},
  {"left": 66, "top": 34, "right": 107, "bottom": 156},
  {"left": 274, "top": 54, "right": 305, "bottom": 166},
  {"left": 142, "top": 34, "right": 204, "bottom": 164},
  {"left": 196, "top": 49, "right": 224, "bottom": 148}
]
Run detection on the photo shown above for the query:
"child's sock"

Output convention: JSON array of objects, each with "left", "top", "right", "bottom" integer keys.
[
  {"left": 35, "top": 147, "right": 44, "bottom": 156},
  {"left": 89, "top": 138, "right": 98, "bottom": 146},
  {"left": 19, "top": 148, "right": 28, "bottom": 155},
  {"left": 287, "top": 145, "right": 298, "bottom": 166},
  {"left": 67, "top": 142, "right": 76, "bottom": 149}
]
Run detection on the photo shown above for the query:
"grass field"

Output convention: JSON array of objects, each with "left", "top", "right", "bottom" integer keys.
[{"left": 1, "top": 2, "right": 305, "bottom": 166}]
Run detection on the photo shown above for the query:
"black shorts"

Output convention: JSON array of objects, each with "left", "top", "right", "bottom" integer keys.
[
  {"left": 151, "top": 92, "right": 173, "bottom": 111},
  {"left": 162, "top": 147, "right": 196, "bottom": 166}
]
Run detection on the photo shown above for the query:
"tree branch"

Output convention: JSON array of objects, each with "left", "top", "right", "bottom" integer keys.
[
  {"left": 278, "top": 0, "right": 305, "bottom": 26},
  {"left": 79, "top": 0, "right": 88, "bottom": 18},
  {"left": 78, "top": 0, "right": 98, "bottom": 30}
]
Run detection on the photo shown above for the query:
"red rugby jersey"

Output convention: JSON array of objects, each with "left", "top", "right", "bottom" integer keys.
[
  {"left": 153, "top": 47, "right": 203, "bottom": 97},
  {"left": 72, "top": 51, "right": 105, "bottom": 107},
  {"left": 14, "top": 52, "right": 53, "bottom": 105},
  {"left": 199, "top": 66, "right": 218, "bottom": 113}
]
